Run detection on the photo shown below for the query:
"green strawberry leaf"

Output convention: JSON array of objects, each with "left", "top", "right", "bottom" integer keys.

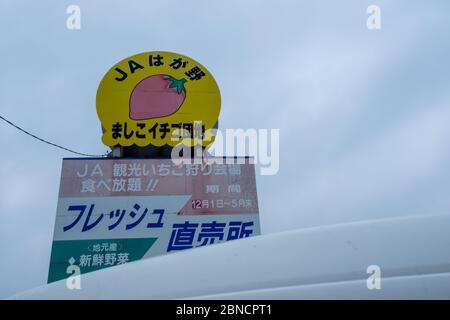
[{"left": 165, "top": 76, "right": 187, "bottom": 95}]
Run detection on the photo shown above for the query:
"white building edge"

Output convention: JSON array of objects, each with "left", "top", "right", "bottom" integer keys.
[{"left": 10, "top": 214, "right": 450, "bottom": 299}]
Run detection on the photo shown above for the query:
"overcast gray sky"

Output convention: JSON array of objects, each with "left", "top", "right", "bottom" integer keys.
[{"left": 1, "top": 0, "right": 450, "bottom": 298}]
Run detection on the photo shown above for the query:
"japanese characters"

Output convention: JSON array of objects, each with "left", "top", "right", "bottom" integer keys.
[
  {"left": 96, "top": 51, "right": 221, "bottom": 147},
  {"left": 48, "top": 158, "right": 260, "bottom": 283}
]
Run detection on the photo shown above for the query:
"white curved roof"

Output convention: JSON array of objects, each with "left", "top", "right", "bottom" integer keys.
[{"left": 10, "top": 214, "right": 450, "bottom": 299}]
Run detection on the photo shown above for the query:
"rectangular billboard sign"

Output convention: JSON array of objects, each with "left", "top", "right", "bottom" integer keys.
[{"left": 48, "top": 157, "right": 260, "bottom": 283}]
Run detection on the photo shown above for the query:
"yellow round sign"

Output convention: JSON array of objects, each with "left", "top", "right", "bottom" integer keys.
[{"left": 96, "top": 51, "right": 221, "bottom": 147}]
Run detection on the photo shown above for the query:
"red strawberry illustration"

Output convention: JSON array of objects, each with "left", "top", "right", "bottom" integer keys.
[{"left": 129, "top": 74, "right": 187, "bottom": 120}]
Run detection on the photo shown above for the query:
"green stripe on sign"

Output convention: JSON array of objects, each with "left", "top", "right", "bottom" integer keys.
[{"left": 47, "top": 237, "right": 157, "bottom": 283}]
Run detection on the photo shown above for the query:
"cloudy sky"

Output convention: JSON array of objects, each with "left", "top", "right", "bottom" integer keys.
[{"left": 1, "top": 0, "right": 450, "bottom": 298}]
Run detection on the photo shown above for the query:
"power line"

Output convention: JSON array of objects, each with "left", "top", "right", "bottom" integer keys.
[{"left": 0, "top": 115, "right": 109, "bottom": 157}]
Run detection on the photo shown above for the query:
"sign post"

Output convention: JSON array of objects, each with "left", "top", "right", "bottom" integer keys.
[
  {"left": 48, "top": 157, "right": 260, "bottom": 283},
  {"left": 48, "top": 51, "right": 260, "bottom": 283}
]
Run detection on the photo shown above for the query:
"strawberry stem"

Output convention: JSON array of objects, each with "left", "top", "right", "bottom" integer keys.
[{"left": 165, "top": 76, "right": 187, "bottom": 95}]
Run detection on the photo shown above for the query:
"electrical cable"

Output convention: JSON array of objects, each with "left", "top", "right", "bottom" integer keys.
[{"left": 0, "top": 115, "right": 109, "bottom": 157}]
